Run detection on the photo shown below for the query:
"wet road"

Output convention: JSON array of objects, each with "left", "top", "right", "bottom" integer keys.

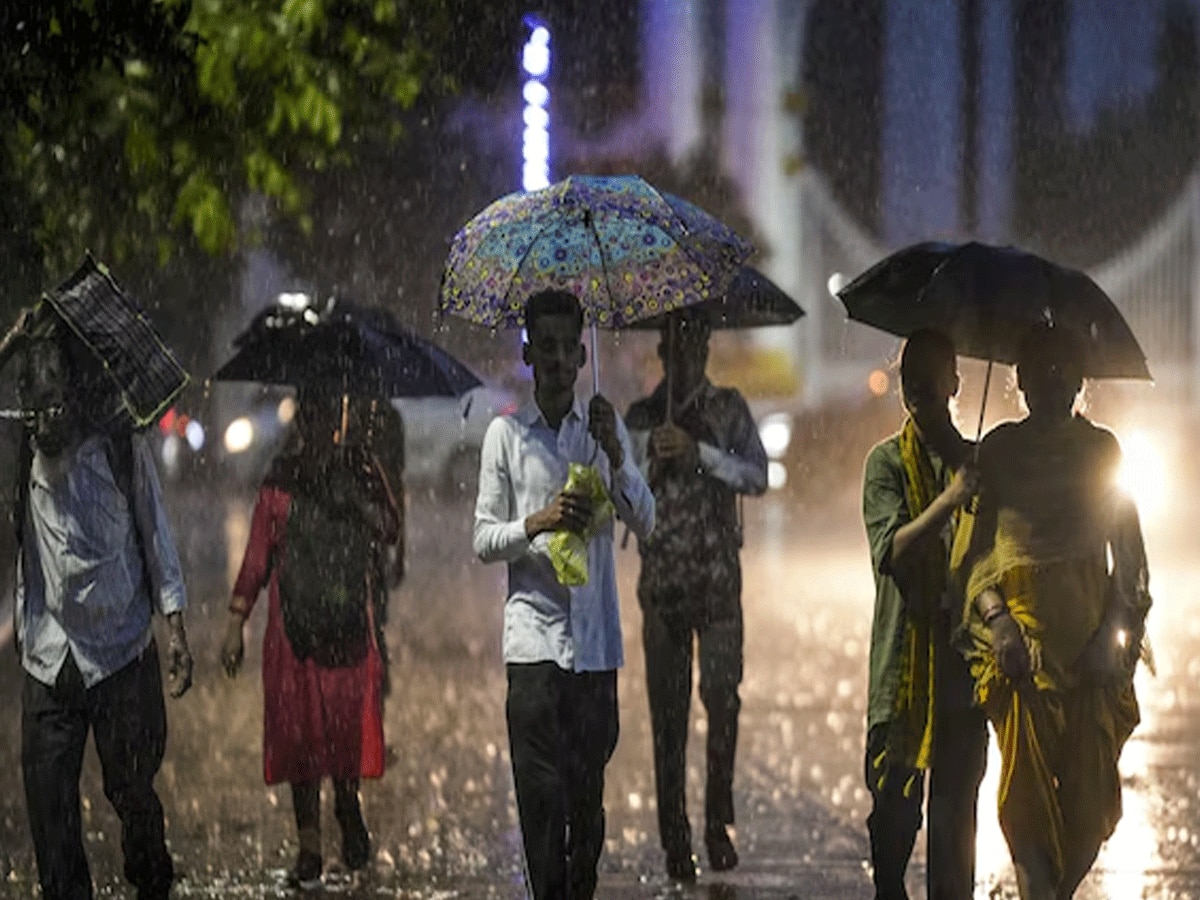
[{"left": 1, "top": 482, "right": 1199, "bottom": 899}]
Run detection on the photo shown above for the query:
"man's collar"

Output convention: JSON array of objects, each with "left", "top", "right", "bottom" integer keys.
[{"left": 518, "top": 395, "right": 586, "bottom": 427}]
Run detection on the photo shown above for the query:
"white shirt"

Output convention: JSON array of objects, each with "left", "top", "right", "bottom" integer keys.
[
  {"left": 17, "top": 433, "right": 187, "bottom": 688},
  {"left": 473, "top": 397, "right": 655, "bottom": 672}
]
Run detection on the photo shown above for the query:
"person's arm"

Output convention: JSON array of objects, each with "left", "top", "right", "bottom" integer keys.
[
  {"left": 130, "top": 436, "right": 191, "bottom": 696},
  {"left": 973, "top": 585, "right": 1032, "bottom": 681},
  {"left": 890, "top": 466, "right": 978, "bottom": 572},
  {"left": 473, "top": 418, "right": 534, "bottom": 563},
  {"left": 696, "top": 392, "right": 767, "bottom": 496},
  {"left": 1078, "top": 486, "right": 1152, "bottom": 678},
  {"left": 222, "top": 483, "right": 280, "bottom": 677},
  {"left": 862, "top": 446, "right": 910, "bottom": 578},
  {"left": 1110, "top": 493, "right": 1151, "bottom": 628},
  {"left": 131, "top": 436, "right": 186, "bottom": 616},
  {"left": 608, "top": 413, "right": 655, "bottom": 541}
]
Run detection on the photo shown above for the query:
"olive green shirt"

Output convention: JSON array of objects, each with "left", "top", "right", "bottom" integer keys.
[{"left": 862, "top": 433, "right": 972, "bottom": 731}]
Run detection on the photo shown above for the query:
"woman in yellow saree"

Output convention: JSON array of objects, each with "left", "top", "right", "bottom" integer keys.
[{"left": 951, "top": 324, "right": 1151, "bottom": 900}]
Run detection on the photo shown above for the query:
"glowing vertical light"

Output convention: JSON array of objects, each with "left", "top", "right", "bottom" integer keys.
[{"left": 521, "top": 18, "right": 551, "bottom": 191}]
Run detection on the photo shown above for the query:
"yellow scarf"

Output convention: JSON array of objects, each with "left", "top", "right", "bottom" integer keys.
[{"left": 892, "top": 417, "right": 951, "bottom": 772}]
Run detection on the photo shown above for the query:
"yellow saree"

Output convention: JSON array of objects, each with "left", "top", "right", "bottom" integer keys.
[{"left": 951, "top": 416, "right": 1141, "bottom": 884}]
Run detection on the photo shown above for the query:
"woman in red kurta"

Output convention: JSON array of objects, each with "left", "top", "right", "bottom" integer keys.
[{"left": 221, "top": 398, "right": 398, "bottom": 885}]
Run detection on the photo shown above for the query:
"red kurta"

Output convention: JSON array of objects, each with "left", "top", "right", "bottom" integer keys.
[{"left": 233, "top": 483, "right": 386, "bottom": 785}]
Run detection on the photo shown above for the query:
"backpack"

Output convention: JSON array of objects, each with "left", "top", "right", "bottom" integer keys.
[{"left": 277, "top": 466, "right": 373, "bottom": 668}]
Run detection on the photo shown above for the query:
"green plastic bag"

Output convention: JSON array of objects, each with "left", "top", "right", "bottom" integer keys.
[{"left": 547, "top": 463, "right": 615, "bottom": 586}]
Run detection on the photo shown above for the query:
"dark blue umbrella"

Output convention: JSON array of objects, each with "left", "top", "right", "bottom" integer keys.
[{"left": 213, "top": 297, "right": 481, "bottom": 399}]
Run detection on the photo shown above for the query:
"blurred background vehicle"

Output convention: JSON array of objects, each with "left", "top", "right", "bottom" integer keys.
[
  {"left": 395, "top": 384, "right": 519, "bottom": 497},
  {"left": 153, "top": 382, "right": 519, "bottom": 500}
]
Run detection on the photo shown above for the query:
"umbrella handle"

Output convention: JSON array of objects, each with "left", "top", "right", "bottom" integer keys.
[
  {"left": 588, "top": 321, "right": 600, "bottom": 465},
  {"left": 590, "top": 321, "right": 600, "bottom": 397},
  {"left": 973, "top": 358, "right": 993, "bottom": 464}
]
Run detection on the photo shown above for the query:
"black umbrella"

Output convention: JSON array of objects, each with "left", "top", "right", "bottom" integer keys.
[
  {"left": 212, "top": 297, "right": 482, "bottom": 400},
  {"left": 837, "top": 241, "right": 1150, "bottom": 379},
  {"left": 621, "top": 266, "right": 804, "bottom": 419},
  {"left": 622, "top": 266, "right": 805, "bottom": 331},
  {"left": 837, "top": 241, "right": 1152, "bottom": 446}
]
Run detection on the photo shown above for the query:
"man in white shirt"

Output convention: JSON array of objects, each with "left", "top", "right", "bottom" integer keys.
[
  {"left": 13, "top": 318, "right": 192, "bottom": 900},
  {"left": 474, "top": 289, "right": 655, "bottom": 900}
]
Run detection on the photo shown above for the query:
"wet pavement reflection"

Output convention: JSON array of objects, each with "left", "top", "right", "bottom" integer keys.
[{"left": 0, "top": 483, "right": 1198, "bottom": 898}]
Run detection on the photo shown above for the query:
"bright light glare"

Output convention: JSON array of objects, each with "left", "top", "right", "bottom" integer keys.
[
  {"left": 1116, "top": 429, "right": 1169, "bottom": 522},
  {"left": 759, "top": 413, "right": 793, "bottom": 460},
  {"left": 523, "top": 80, "right": 549, "bottom": 107},
  {"left": 522, "top": 41, "right": 549, "bottom": 76},
  {"left": 224, "top": 417, "right": 254, "bottom": 454},
  {"left": 827, "top": 272, "right": 845, "bottom": 298},
  {"left": 161, "top": 434, "right": 180, "bottom": 471},
  {"left": 277, "top": 396, "right": 297, "bottom": 425},
  {"left": 523, "top": 105, "right": 550, "bottom": 129},
  {"left": 974, "top": 737, "right": 1013, "bottom": 891},
  {"left": 278, "top": 292, "right": 310, "bottom": 310},
  {"left": 867, "top": 369, "right": 890, "bottom": 397},
  {"left": 767, "top": 461, "right": 788, "bottom": 490},
  {"left": 184, "top": 419, "right": 205, "bottom": 452},
  {"left": 520, "top": 22, "right": 550, "bottom": 191},
  {"left": 1096, "top": 735, "right": 1158, "bottom": 895},
  {"left": 523, "top": 125, "right": 550, "bottom": 156},
  {"left": 523, "top": 162, "right": 549, "bottom": 191}
]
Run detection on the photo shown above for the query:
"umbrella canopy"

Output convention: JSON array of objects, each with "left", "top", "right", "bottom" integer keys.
[
  {"left": 41, "top": 254, "right": 189, "bottom": 429},
  {"left": 439, "top": 174, "right": 753, "bottom": 330},
  {"left": 213, "top": 297, "right": 482, "bottom": 399},
  {"left": 837, "top": 241, "right": 1151, "bottom": 380},
  {"left": 623, "top": 266, "right": 804, "bottom": 331}
]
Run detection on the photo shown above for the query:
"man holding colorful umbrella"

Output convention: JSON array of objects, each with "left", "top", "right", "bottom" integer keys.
[
  {"left": 472, "top": 289, "right": 654, "bottom": 900},
  {"left": 443, "top": 174, "right": 750, "bottom": 898}
]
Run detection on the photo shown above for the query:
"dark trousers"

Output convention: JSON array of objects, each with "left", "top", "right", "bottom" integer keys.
[
  {"left": 21, "top": 642, "right": 173, "bottom": 900},
  {"left": 642, "top": 601, "right": 743, "bottom": 853},
  {"left": 865, "top": 707, "right": 989, "bottom": 900},
  {"left": 506, "top": 663, "right": 619, "bottom": 900}
]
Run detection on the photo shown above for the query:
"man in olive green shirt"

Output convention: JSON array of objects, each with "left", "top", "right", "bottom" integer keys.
[{"left": 861, "top": 329, "right": 986, "bottom": 900}]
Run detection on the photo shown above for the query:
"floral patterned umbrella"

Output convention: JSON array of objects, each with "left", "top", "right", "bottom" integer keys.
[{"left": 440, "top": 175, "right": 753, "bottom": 335}]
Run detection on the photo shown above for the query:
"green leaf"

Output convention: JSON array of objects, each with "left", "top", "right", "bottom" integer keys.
[
  {"left": 282, "top": 0, "right": 324, "bottom": 36},
  {"left": 124, "top": 119, "right": 161, "bottom": 174}
]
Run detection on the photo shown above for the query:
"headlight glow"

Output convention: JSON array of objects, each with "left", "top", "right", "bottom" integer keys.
[
  {"left": 1116, "top": 428, "right": 1169, "bottom": 523},
  {"left": 767, "top": 461, "right": 788, "bottom": 490},
  {"left": 224, "top": 417, "right": 255, "bottom": 454},
  {"left": 759, "top": 413, "right": 793, "bottom": 460},
  {"left": 184, "top": 419, "right": 205, "bottom": 452}
]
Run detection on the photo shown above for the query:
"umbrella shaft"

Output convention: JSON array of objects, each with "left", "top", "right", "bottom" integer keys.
[
  {"left": 590, "top": 322, "right": 600, "bottom": 397},
  {"left": 974, "top": 359, "right": 993, "bottom": 462}
]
